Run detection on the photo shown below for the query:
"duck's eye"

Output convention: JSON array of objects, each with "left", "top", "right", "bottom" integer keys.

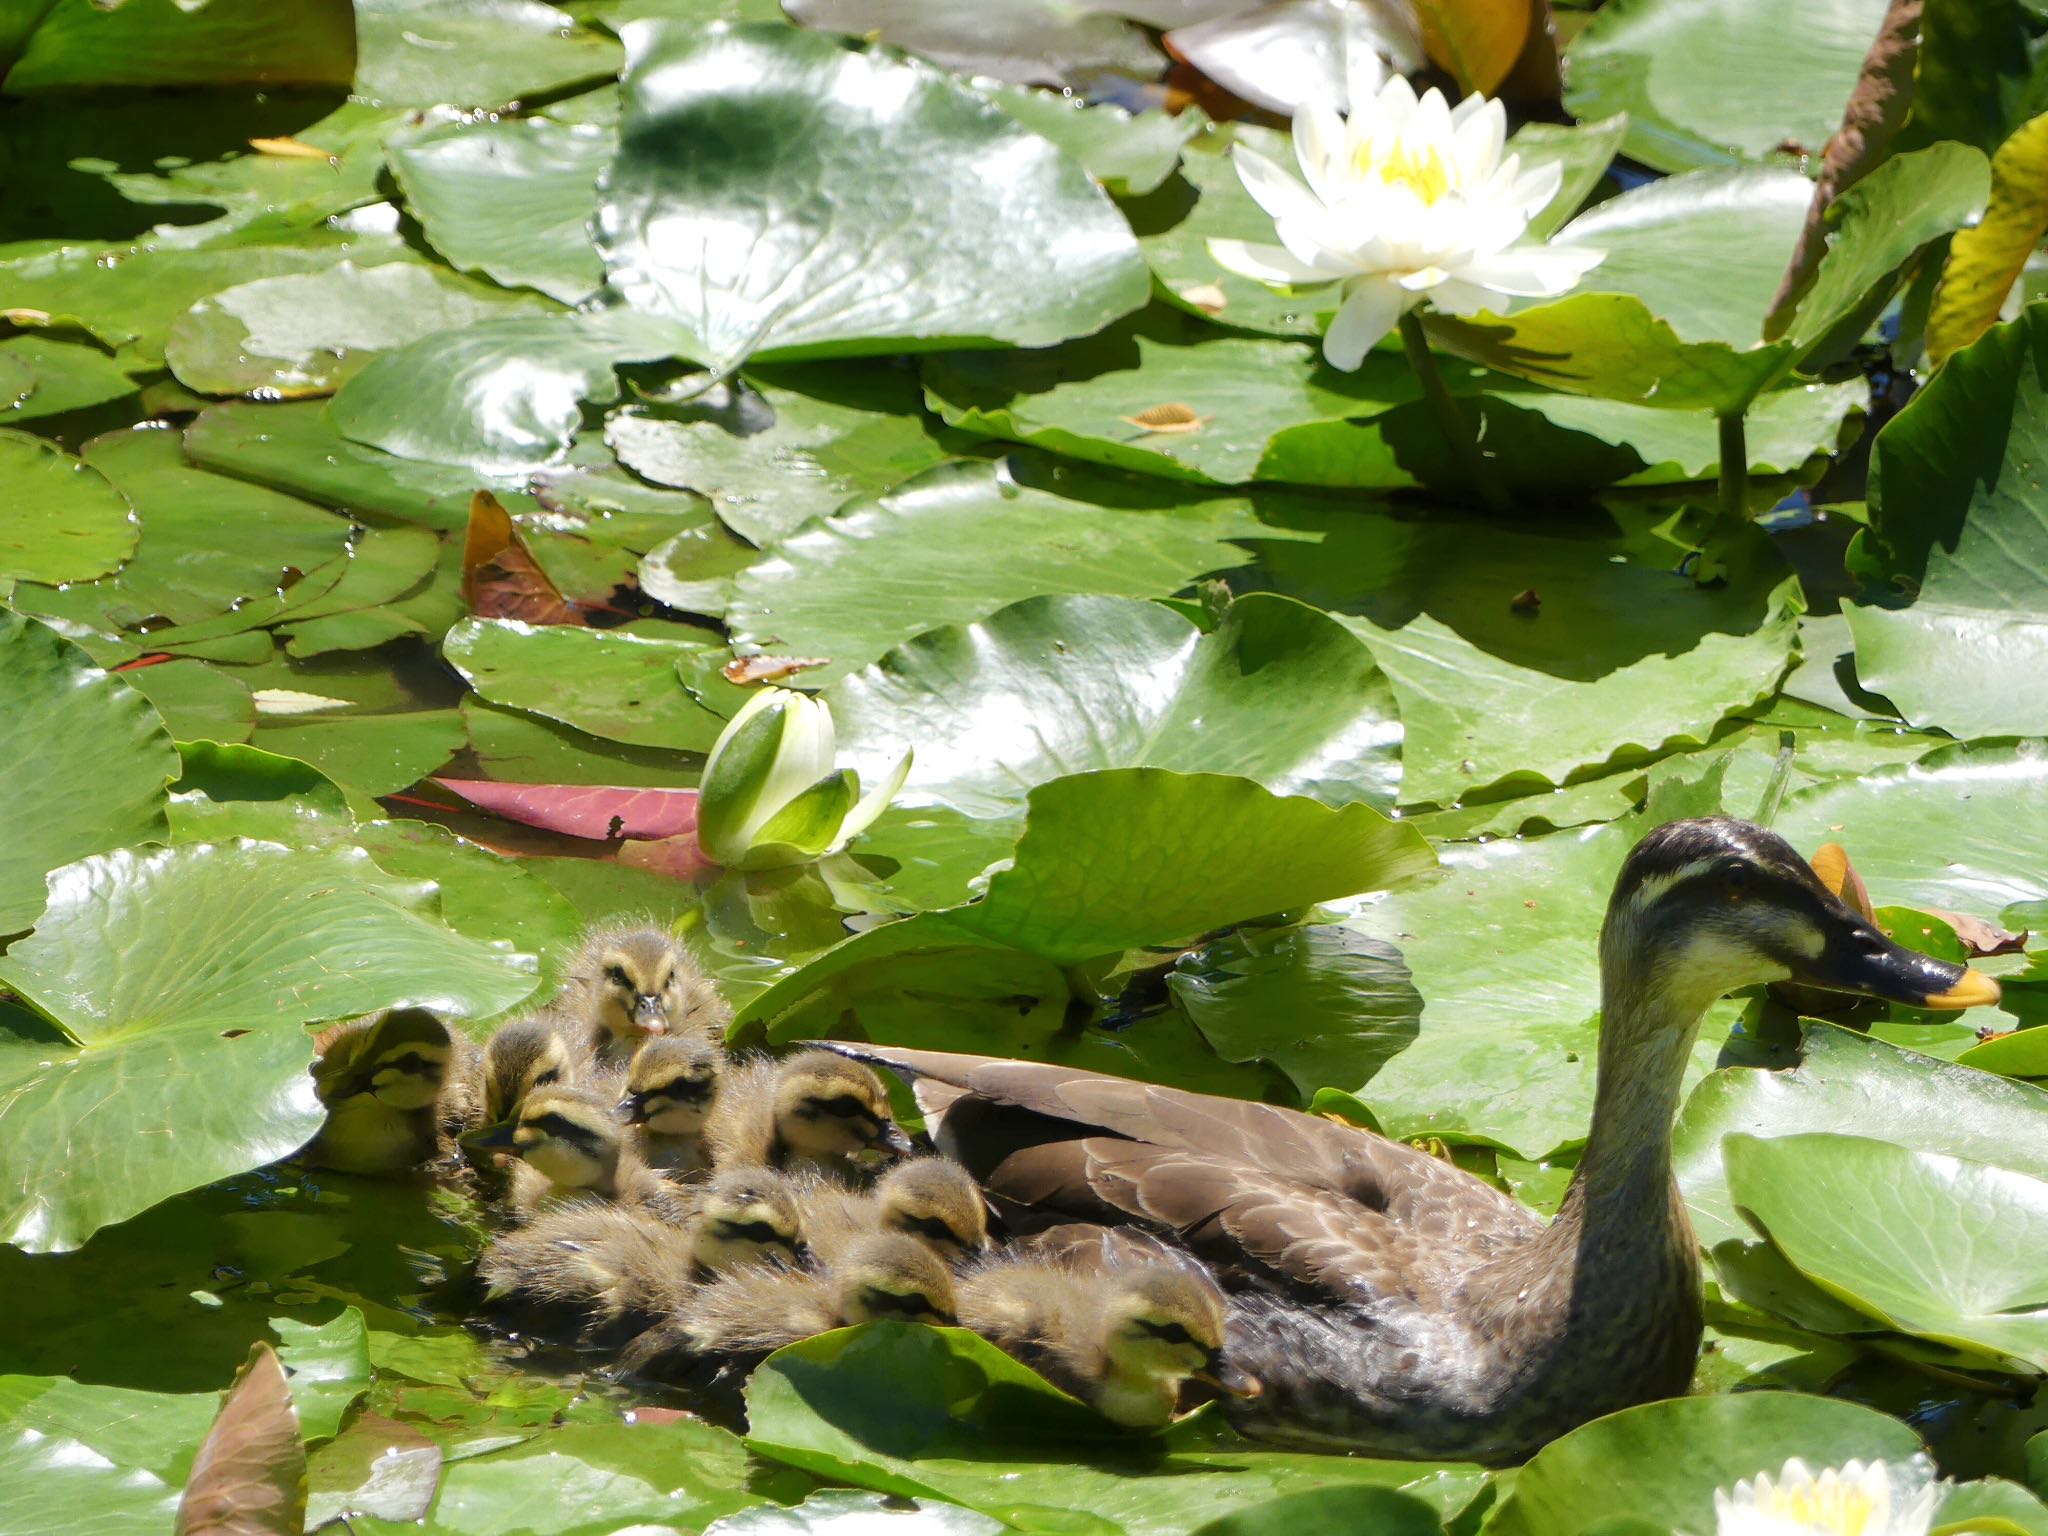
[
  {"left": 1721, "top": 861, "right": 1751, "bottom": 899},
  {"left": 605, "top": 965, "right": 633, "bottom": 989},
  {"left": 532, "top": 1067, "right": 560, "bottom": 1088},
  {"left": 1140, "top": 1320, "right": 1195, "bottom": 1346}
]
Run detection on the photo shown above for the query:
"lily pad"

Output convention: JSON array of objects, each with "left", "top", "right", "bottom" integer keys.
[
  {"left": 0, "top": 1374, "right": 212, "bottom": 1533},
  {"left": 783, "top": 0, "right": 1162, "bottom": 88},
  {"left": 1255, "top": 502, "right": 1801, "bottom": 805},
  {"left": 327, "top": 308, "right": 691, "bottom": 476},
  {"left": 594, "top": 21, "right": 1148, "bottom": 372},
  {"left": 608, "top": 361, "right": 968, "bottom": 546},
  {"left": 166, "top": 259, "right": 558, "bottom": 398},
  {"left": 443, "top": 618, "right": 743, "bottom": 752},
  {"left": 1564, "top": 0, "right": 1896, "bottom": 174},
  {"left": 985, "top": 89, "right": 1202, "bottom": 198},
  {"left": 1484, "top": 1390, "right": 1924, "bottom": 1536},
  {"left": 1726, "top": 1131, "right": 2048, "bottom": 1372},
  {"left": 725, "top": 457, "right": 1278, "bottom": 684},
  {"left": 1847, "top": 305, "right": 2048, "bottom": 737},
  {"left": 1, "top": 0, "right": 355, "bottom": 92},
  {"left": 1675, "top": 1023, "right": 2048, "bottom": 1249},
  {"left": 350, "top": 0, "right": 623, "bottom": 110},
  {"left": 0, "top": 334, "right": 137, "bottom": 424},
  {"left": 827, "top": 593, "right": 1402, "bottom": 821},
  {"left": 386, "top": 115, "right": 612, "bottom": 304},
  {"left": 0, "top": 429, "right": 137, "bottom": 585},
  {"left": 0, "top": 612, "right": 177, "bottom": 937}
]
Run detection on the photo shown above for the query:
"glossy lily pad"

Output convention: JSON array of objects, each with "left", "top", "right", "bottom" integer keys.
[{"left": 0, "top": 428, "right": 137, "bottom": 585}]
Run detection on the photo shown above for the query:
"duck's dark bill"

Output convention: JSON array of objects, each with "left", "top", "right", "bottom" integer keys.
[
  {"left": 460, "top": 1121, "right": 518, "bottom": 1150},
  {"left": 1796, "top": 917, "right": 2002, "bottom": 1012},
  {"left": 1197, "top": 1357, "right": 1263, "bottom": 1399}
]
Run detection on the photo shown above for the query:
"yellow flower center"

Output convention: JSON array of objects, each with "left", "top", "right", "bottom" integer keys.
[
  {"left": 1760, "top": 1482, "right": 1878, "bottom": 1536},
  {"left": 1352, "top": 134, "right": 1454, "bottom": 204}
]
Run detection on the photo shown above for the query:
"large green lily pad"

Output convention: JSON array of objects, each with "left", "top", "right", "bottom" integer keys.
[
  {"left": 827, "top": 593, "right": 1402, "bottom": 820},
  {"left": 2, "top": 0, "right": 355, "bottom": 91},
  {"left": 595, "top": 21, "right": 1148, "bottom": 372},
  {"left": 1847, "top": 305, "right": 2048, "bottom": 737},
  {"left": 1255, "top": 503, "right": 1801, "bottom": 805},
  {"left": 0, "top": 1373, "right": 215, "bottom": 1533},
  {"left": 1726, "top": 1132, "right": 2048, "bottom": 1373},
  {"left": 725, "top": 458, "right": 1278, "bottom": 684},
  {"left": 350, "top": 0, "right": 622, "bottom": 110},
  {"left": 0, "top": 429, "right": 137, "bottom": 585},
  {"left": 0, "top": 612, "right": 176, "bottom": 937}
]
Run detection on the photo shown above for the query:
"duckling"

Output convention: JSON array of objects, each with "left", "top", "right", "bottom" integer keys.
[
  {"left": 957, "top": 1257, "right": 1257, "bottom": 1429},
  {"left": 789, "top": 1156, "right": 990, "bottom": 1267},
  {"left": 304, "top": 1007, "right": 475, "bottom": 1175},
  {"left": 616, "top": 1034, "right": 725, "bottom": 1176},
  {"left": 463, "top": 1084, "right": 690, "bottom": 1226},
  {"left": 703, "top": 1049, "right": 911, "bottom": 1176},
  {"left": 479, "top": 1166, "right": 803, "bottom": 1334},
  {"left": 561, "top": 924, "right": 731, "bottom": 1071},
  {"left": 623, "top": 1233, "right": 956, "bottom": 1370},
  {"left": 476, "top": 1010, "right": 580, "bottom": 1126}
]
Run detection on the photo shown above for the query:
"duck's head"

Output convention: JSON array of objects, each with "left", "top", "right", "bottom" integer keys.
[
  {"left": 464, "top": 1085, "right": 621, "bottom": 1190},
  {"left": 312, "top": 1008, "right": 451, "bottom": 1112},
  {"left": 772, "top": 1050, "right": 914, "bottom": 1164},
  {"left": 577, "top": 927, "right": 694, "bottom": 1043},
  {"left": 872, "top": 1158, "right": 990, "bottom": 1261},
  {"left": 480, "top": 1013, "right": 577, "bottom": 1125},
  {"left": 1100, "top": 1270, "right": 1259, "bottom": 1412},
  {"left": 1602, "top": 817, "right": 2001, "bottom": 1020},
  {"left": 619, "top": 1036, "right": 722, "bottom": 1135},
  {"left": 689, "top": 1167, "right": 804, "bottom": 1273},
  {"left": 833, "top": 1234, "right": 958, "bottom": 1326}
]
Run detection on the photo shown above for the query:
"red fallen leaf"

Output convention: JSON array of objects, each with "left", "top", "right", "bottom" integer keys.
[
  {"left": 176, "top": 1342, "right": 307, "bottom": 1536},
  {"left": 434, "top": 777, "right": 699, "bottom": 842},
  {"left": 722, "top": 654, "right": 830, "bottom": 685},
  {"left": 113, "top": 653, "right": 175, "bottom": 671},
  {"left": 616, "top": 833, "right": 721, "bottom": 882},
  {"left": 463, "top": 490, "right": 586, "bottom": 625},
  {"left": 623, "top": 1406, "right": 690, "bottom": 1426}
]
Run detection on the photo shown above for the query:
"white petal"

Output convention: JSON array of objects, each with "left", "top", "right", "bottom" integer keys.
[
  {"left": 1377, "top": 72, "right": 1419, "bottom": 129},
  {"left": 1395, "top": 265, "right": 1449, "bottom": 292},
  {"left": 1456, "top": 242, "right": 1604, "bottom": 296},
  {"left": 1233, "top": 143, "right": 1328, "bottom": 228},
  {"left": 1293, "top": 97, "right": 1350, "bottom": 206},
  {"left": 1344, "top": 34, "right": 1387, "bottom": 114},
  {"left": 1207, "top": 237, "right": 1338, "bottom": 285},
  {"left": 1505, "top": 158, "right": 1565, "bottom": 219},
  {"left": 1452, "top": 97, "right": 1507, "bottom": 182},
  {"left": 1411, "top": 85, "right": 1457, "bottom": 160},
  {"left": 1322, "top": 279, "right": 1409, "bottom": 369},
  {"left": 832, "top": 748, "right": 912, "bottom": 851},
  {"left": 1421, "top": 276, "right": 1495, "bottom": 315}
]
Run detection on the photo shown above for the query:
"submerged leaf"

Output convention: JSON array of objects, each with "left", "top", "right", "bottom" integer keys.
[{"left": 174, "top": 1343, "right": 306, "bottom": 1536}]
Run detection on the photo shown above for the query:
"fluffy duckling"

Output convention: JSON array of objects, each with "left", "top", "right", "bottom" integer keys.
[
  {"left": 616, "top": 1034, "right": 725, "bottom": 1176},
  {"left": 304, "top": 1007, "right": 474, "bottom": 1175},
  {"left": 703, "top": 1049, "right": 911, "bottom": 1176},
  {"left": 957, "top": 1258, "right": 1259, "bottom": 1428},
  {"left": 464, "top": 1084, "right": 690, "bottom": 1226},
  {"left": 479, "top": 1167, "right": 803, "bottom": 1334},
  {"left": 562, "top": 924, "right": 731, "bottom": 1071},
  {"left": 623, "top": 1233, "right": 956, "bottom": 1371},
  {"left": 789, "top": 1156, "right": 990, "bottom": 1267},
  {"left": 476, "top": 1010, "right": 580, "bottom": 1126}
]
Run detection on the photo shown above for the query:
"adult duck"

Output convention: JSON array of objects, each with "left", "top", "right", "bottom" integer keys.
[{"left": 826, "top": 818, "right": 2001, "bottom": 1462}]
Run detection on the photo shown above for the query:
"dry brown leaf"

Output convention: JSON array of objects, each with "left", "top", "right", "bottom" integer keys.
[
  {"left": 1176, "top": 282, "right": 1228, "bottom": 315},
  {"left": 247, "top": 136, "right": 338, "bottom": 164},
  {"left": 1762, "top": 0, "right": 1923, "bottom": 338},
  {"left": 1924, "top": 908, "right": 2029, "bottom": 958},
  {"left": 722, "top": 654, "right": 830, "bottom": 685},
  {"left": 462, "top": 490, "right": 585, "bottom": 625},
  {"left": 1415, "top": 0, "right": 1532, "bottom": 96},
  {"left": 1809, "top": 842, "right": 1878, "bottom": 923},
  {"left": 176, "top": 1343, "right": 307, "bottom": 1536},
  {"left": 1121, "top": 402, "right": 1210, "bottom": 434}
]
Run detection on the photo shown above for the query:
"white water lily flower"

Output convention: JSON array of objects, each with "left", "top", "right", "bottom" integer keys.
[
  {"left": 1712, "top": 1457, "right": 1940, "bottom": 1536},
  {"left": 696, "top": 687, "right": 910, "bottom": 871},
  {"left": 1207, "top": 53, "right": 1604, "bottom": 370}
]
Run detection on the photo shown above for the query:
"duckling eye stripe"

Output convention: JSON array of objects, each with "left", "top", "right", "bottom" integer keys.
[
  {"left": 860, "top": 1289, "right": 945, "bottom": 1319},
  {"left": 527, "top": 1112, "right": 595, "bottom": 1143}
]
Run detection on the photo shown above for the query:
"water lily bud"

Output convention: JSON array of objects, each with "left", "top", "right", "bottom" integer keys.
[
  {"left": 1207, "top": 54, "right": 1603, "bottom": 370},
  {"left": 696, "top": 687, "right": 911, "bottom": 871}
]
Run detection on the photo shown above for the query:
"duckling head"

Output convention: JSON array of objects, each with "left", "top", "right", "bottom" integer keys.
[
  {"left": 312, "top": 1008, "right": 451, "bottom": 1112},
  {"left": 873, "top": 1158, "right": 990, "bottom": 1261},
  {"left": 772, "top": 1050, "right": 914, "bottom": 1164},
  {"left": 620, "top": 1035, "right": 722, "bottom": 1136},
  {"left": 689, "top": 1167, "right": 804, "bottom": 1274},
  {"left": 481, "top": 1012, "right": 577, "bottom": 1125},
  {"left": 1096, "top": 1269, "right": 1258, "bottom": 1427},
  {"left": 466, "top": 1085, "right": 622, "bottom": 1191},
  {"left": 1602, "top": 818, "right": 2002, "bottom": 1024},
  {"left": 834, "top": 1234, "right": 958, "bottom": 1326},
  {"left": 576, "top": 926, "right": 695, "bottom": 1044}
]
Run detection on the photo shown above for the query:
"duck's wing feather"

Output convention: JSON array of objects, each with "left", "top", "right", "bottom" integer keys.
[{"left": 818, "top": 1043, "right": 1536, "bottom": 1244}]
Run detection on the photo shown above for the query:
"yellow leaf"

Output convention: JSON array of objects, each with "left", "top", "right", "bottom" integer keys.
[
  {"left": 1927, "top": 109, "right": 2048, "bottom": 367},
  {"left": 1415, "top": 0, "right": 1532, "bottom": 96}
]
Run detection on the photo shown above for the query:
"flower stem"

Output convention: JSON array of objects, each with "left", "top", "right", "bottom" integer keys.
[
  {"left": 1398, "top": 310, "right": 1508, "bottom": 514},
  {"left": 1717, "top": 411, "right": 1749, "bottom": 520}
]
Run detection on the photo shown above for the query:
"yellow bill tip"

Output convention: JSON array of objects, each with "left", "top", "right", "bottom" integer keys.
[{"left": 1922, "top": 969, "right": 2003, "bottom": 1011}]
